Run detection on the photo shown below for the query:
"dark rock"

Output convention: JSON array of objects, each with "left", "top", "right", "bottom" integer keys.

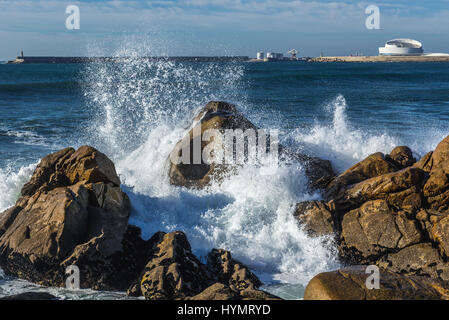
[
  {"left": 140, "top": 231, "right": 210, "bottom": 300},
  {"left": 134, "top": 231, "right": 280, "bottom": 300},
  {"left": 304, "top": 266, "right": 449, "bottom": 300},
  {"left": 206, "top": 248, "right": 262, "bottom": 292}
]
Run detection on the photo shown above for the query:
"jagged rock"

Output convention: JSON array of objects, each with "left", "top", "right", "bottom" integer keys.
[
  {"left": 378, "top": 243, "right": 449, "bottom": 279},
  {"left": 429, "top": 214, "right": 449, "bottom": 258},
  {"left": 421, "top": 136, "right": 449, "bottom": 211},
  {"left": 334, "top": 167, "right": 426, "bottom": 213},
  {"left": 326, "top": 152, "right": 400, "bottom": 199},
  {"left": 388, "top": 146, "right": 416, "bottom": 169},
  {"left": 307, "top": 135, "right": 449, "bottom": 286},
  {"left": 340, "top": 200, "right": 422, "bottom": 264},
  {"left": 414, "top": 151, "right": 433, "bottom": 172},
  {"left": 206, "top": 249, "right": 261, "bottom": 292},
  {"left": 140, "top": 231, "right": 210, "bottom": 300},
  {"left": 303, "top": 266, "right": 449, "bottom": 300},
  {"left": 135, "top": 231, "right": 279, "bottom": 300},
  {"left": 0, "top": 292, "right": 58, "bottom": 300},
  {"left": 293, "top": 201, "right": 335, "bottom": 237},
  {"left": 168, "top": 101, "right": 334, "bottom": 189},
  {"left": 0, "top": 146, "right": 145, "bottom": 291}
]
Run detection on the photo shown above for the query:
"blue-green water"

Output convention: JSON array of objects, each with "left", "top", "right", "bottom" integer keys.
[{"left": 0, "top": 61, "right": 449, "bottom": 299}]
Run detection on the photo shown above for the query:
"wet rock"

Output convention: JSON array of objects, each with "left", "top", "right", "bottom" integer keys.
[
  {"left": 135, "top": 231, "right": 280, "bottom": 300},
  {"left": 140, "top": 231, "right": 210, "bottom": 300},
  {"left": 413, "top": 151, "right": 434, "bottom": 172},
  {"left": 340, "top": 200, "right": 422, "bottom": 263},
  {"left": 293, "top": 201, "right": 335, "bottom": 237},
  {"left": 168, "top": 101, "right": 334, "bottom": 190},
  {"left": 326, "top": 152, "right": 400, "bottom": 199},
  {"left": 315, "top": 135, "right": 449, "bottom": 284},
  {"left": 206, "top": 248, "right": 262, "bottom": 292},
  {"left": 0, "top": 146, "right": 145, "bottom": 291},
  {"left": 304, "top": 266, "right": 449, "bottom": 300},
  {"left": 334, "top": 167, "right": 426, "bottom": 212},
  {"left": 388, "top": 146, "right": 416, "bottom": 169}
]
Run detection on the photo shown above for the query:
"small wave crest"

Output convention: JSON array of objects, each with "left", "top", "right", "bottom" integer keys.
[
  {"left": 292, "top": 94, "right": 399, "bottom": 173},
  {"left": 0, "top": 163, "right": 36, "bottom": 212}
]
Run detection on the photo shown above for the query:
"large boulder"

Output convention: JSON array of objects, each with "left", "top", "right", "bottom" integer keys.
[
  {"left": 132, "top": 231, "right": 279, "bottom": 300},
  {"left": 304, "top": 266, "right": 449, "bottom": 300},
  {"left": 168, "top": 101, "right": 334, "bottom": 189},
  {"left": 0, "top": 146, "right": 146, "bottom": 291}
]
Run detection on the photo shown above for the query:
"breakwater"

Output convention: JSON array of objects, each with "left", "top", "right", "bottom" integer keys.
[
  {"left": 7, "top": 56, "right": 250, "bottom": 64},
  {"left": 309, "top": 55, "right": 449, "bottom": 62}
]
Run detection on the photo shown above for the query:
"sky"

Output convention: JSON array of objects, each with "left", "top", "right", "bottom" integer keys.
[{"left": 0, "top": 0, "right": 449, "bottom": 60}]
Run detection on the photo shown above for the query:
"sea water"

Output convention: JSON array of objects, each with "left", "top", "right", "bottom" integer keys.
[{"left": 1, "top": 53, "right": 449, "bottom": 299}]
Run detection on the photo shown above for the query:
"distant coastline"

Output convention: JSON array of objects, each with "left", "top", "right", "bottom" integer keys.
[
  {"left": 6, "top": 56, "right": 250, "bottom": 64},
  {"left": 6, "top": 55, "right": 449, "bottom": 64}
]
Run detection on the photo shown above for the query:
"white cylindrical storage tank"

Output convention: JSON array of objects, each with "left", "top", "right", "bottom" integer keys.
[
  {"left": 257, "top": 52, "right": 264, "bottom": 60},
  {"left": 266, "top": 52, "right": 274, "bottom": 59}
]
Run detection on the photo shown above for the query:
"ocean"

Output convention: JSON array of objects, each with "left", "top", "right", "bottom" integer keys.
[{"left": 1, "top": 59, "right": 449, "bottom": 299}]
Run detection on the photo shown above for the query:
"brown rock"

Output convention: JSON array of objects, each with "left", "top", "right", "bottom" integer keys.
[
  {"left": 0, "top": 146, "right": 145, "bottom": 291},
  {"left": 168, "top": 101, "right": 334, "bottom": 189},
  {"left": 413, "top": 151, "right": 434, "bottom": 172},
  {"left": 206, "top": 248, "right": 261, "bottom": 292},
  {"left": 326, "top": 152, "right": 399, "bottom": 199},
  {"left": 430, "top": 135, "right": 449, "bottom": 169},
  {"left": 189, "top": 283, "right": 240, "bottom": 300},
  {"left": 430, "top": 214, "right": 449, "bottom": 258},
  {"left": 303, "top": 266, "right": 449, "bottom": 300},
  {"left": 379, "top": 243, "right": 446, "bottom": 278},
  {"left": 335, "top": 167, "right": 426, "bottom": 212},
  {"left": 340, "top": 200, "right": 422, "bottom": 263},
  {"left": 140, "top": 231, "right": 209, "bottom": 300},
  {"left": 293, "top": 201, "right": 335, "bottom": 236},
  {"left": 388, "top": 146, "right": 416, "bottom": 169},
  {"left": 136, "top": 231, "right": 280, "bottom": 300}
]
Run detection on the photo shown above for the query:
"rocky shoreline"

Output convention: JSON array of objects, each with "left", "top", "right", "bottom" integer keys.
[{"left": 1, "top": 101, "right": 449, "bottom": 300}]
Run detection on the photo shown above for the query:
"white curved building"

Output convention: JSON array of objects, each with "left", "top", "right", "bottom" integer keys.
[{"left": 379, "top": 39, "right": 424, "bottom": 56}]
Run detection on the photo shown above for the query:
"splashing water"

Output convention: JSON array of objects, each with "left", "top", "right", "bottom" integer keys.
[
  {"left": 77, "top": 46, "right": 342, "bottom": 299},
  {"left": 0, "top": 163, "right": 36, "bottom": 212},
  {"left": 293, "top": 94, "right": 399, "bottom": 173}
]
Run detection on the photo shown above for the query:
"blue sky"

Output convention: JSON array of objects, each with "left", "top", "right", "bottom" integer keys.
[{"left": 0, "top": 0, "right": 448, "bottom": 60}]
